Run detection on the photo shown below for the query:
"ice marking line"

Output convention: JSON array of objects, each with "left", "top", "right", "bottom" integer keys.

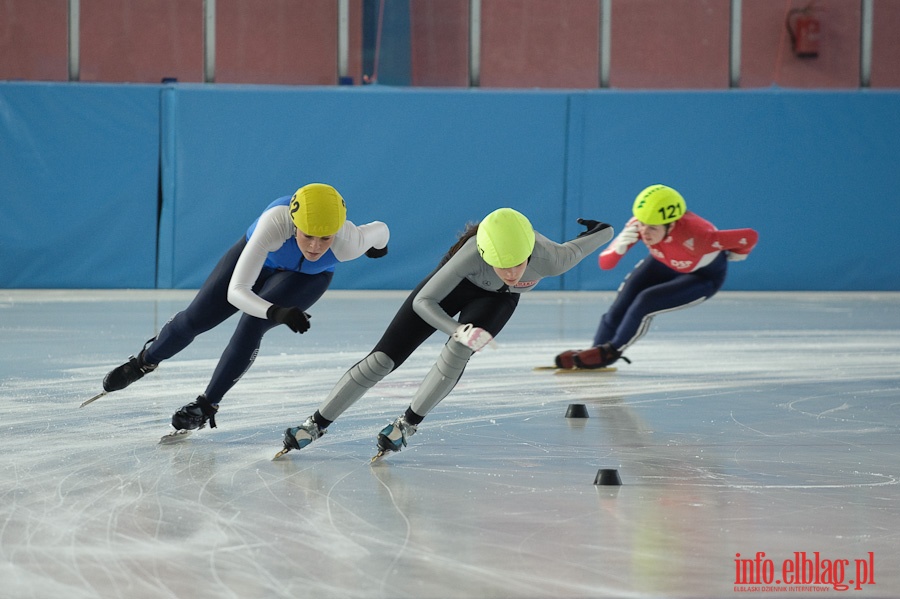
[
  {"left": 370, "top": 464, "right": 413, "bottom": 595},
  {"left": 668, "top": 471, "right": 899, "bottom": 490},
  {"left": 817, "top": 402, "right": 850, "bottom": 418},
  {"left": 729, "top": 411, "right": 775, "bottom": 437}
]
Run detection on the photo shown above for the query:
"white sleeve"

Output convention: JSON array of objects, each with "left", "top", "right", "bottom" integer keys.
[
  {"left": 226, "top": 207, "right": 294, "bottom": 319},
  {"left": 331, "top": 220, "right": 390, "bottom": 262}
]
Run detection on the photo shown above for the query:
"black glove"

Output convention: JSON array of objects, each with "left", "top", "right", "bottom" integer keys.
[
  {"left": 266, "top": 305, "right": 311, "bottom": 334},
  {"left": 576, "top": 218, "right": 612, "bottom": 238},
  {"left": 366, "top": 245, "right": 388, "bottom": 259}
]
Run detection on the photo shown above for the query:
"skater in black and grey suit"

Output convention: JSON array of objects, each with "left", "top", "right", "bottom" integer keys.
[
  {"left": 97, "top": 183, "right": 389, "bottom": 433},
  {"left": 276, "top": 207, "right": 614, "bottom": 460}
]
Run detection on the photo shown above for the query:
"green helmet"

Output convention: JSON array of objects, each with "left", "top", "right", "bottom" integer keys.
[
  {"left": 632, "top": 184, "right": 686, "bottom": 225},
  {"left": 476, "top": 208, "right": 535, "bottom": 268}
]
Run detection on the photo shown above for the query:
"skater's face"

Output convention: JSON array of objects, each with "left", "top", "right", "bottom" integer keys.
[
  {"left": 492, "top": 260, "right": 528, "bottom": 286},
  {"left": 636, "top": 221, "right": 670, "bottom": 246},
  {"left": 295, "top": 230, "right": 335, "bottom": 261}
]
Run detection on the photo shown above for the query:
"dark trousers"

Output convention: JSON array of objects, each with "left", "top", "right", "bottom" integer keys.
[
  {"left": 373, "top": 274, "right": 520, "bottom": 369},
  {"left": 145, "top": 238, "right": 333, "bottom": 403},
  {"left": 594, "top": 252, "right": 727, "bottom": 350}
]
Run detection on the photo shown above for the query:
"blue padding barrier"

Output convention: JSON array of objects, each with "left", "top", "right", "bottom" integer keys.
[
  {"left": 161, "top": 85, "right": 571, "bottom": 290},
  {"left": 0, "top": 82, "right": 159, "bottom": 288},
  {"left": 2, "top": 83, "right": 898, "bottom": 291},
  {"left": 571, "top": 89, "right": 900, "bottom": 291}
]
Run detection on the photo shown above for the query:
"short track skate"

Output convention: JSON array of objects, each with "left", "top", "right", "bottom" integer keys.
[
  {"left": 158, "top": 428, "right": 193, "bottom": 444},
  {"left": 533, "top": 365, "right": 617, "bottom": 374},
  {"left": 79, "top": 391, "right": 109, "bottom": 408}
]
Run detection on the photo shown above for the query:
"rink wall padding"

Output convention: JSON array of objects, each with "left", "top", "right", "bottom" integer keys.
[
  {"left": 0, "top": 82, "right": 159, "bottom": 288},
  {"left": 2, "top": 82, "right": 899, "bottom": 291}
]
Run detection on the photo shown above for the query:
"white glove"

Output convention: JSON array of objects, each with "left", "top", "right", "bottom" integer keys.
[
  {"left": 726, "top": 251, "right": 748, "bottom": 262},
  {"left": 453, "top": 323, "right": 496, "bottom": 352},
  {"left": 612, "top": 224, "right": 640, "bottom": 255}
]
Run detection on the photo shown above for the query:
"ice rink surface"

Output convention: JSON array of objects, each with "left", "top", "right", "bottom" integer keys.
[{"left": 1, "top": 289, "right": 898, "bottom": 599}]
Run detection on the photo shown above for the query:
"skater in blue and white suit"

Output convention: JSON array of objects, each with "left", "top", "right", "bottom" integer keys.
[{"left": 99, "top": 183, "right": 389, "bottom": 432}]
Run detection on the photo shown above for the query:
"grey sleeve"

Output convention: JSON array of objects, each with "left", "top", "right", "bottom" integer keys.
[
  {"left": 531, "top": 226, "right": 614, "bottom": 276},
  {"left": 411, "top": 241, "right": 483, "bottom": 336}
]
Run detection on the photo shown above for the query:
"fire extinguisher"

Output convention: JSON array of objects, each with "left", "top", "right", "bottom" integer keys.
[{"left": 786, "top": 3, "right": 821, "bottom": 58}]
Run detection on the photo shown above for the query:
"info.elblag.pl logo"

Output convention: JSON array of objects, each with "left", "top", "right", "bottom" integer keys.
[{"left": 734, "top": 552, "right": 875, "bottom": 592}]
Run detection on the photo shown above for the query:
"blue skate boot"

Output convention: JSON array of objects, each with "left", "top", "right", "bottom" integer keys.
[
  {"left": 274, "top": 416, "right": 326, "bottom": 459},
  {"left": 372, "top": 415, "right": 417, "bottom": 462}
]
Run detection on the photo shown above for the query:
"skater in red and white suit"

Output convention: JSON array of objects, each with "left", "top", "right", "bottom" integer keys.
[{"left": 555, "top": 184, "right": 759, "bottom": 370}]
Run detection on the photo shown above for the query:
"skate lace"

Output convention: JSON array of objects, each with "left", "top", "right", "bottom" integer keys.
[
  {"left": 194, "top": 396, "right": 218, "bottom": 429},
  {"left": 301, "top": 417, "right": 323, "bottom": 440},
  {"left": 398, "top": 418, "right": 417, "bottom": 445}
]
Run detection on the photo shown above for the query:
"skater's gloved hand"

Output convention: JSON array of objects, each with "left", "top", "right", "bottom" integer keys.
[
  {"left": 612, "top": 223, "right": 640, "bottom": 255},
  {"left": 266, "top": 305, "right": 311, "bottom": 334},
  {"left": 453, "top": 323, "right": 496, "bottom": 352},
  {"left": 366, "top": 245, "right": 388, "bottom": 259},
  {"left": 576, "top": 218, "right": 612, "bottom": 238},
  {"left": 726, "top": 251, "right": 748, "bottom": 262}
]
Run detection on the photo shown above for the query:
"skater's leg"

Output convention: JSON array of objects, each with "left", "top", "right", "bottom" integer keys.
[
  {"left": 144, "top": 238, "right": 247, "bottom": 364},
  {"left": 315, "top": 351, "right": 396, "bottom": 422},
  {"left": 592, "top": 258, "right": 673, "bottom": 347},
  {"left": 376, "top": 288, "right": 519, "bottom": 455},
  {"left": 407, "top": 289, "right": 518, "bottom": 419},
  {"left": 406, "top": 339, "right": 474, "bottom": 418},
  {"left": 606, "top": 267, "right": 723, "bottom": 352},
  {"left": 203, "top": 270, "right": 333, "bottom": 404},
  {"left": 284, "top": 278, "right": 438, "bottom": 451},
  {"left": 308, "top": 280, "right": 440, "bottom": 426},
  {"left": 102, "top": 239, "right": 247, "bottom": 393}
]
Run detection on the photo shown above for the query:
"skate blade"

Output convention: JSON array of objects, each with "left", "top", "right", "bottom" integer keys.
[
  {"left": 159, "top": 429, "right": 192, "bottom": 444},
  {"left": 554, "top": 366, "right": 617, "bottom": 374},
  {"left": 371, "top": 449, "right": 390, "bottom": 463},
  {"left": 533, "top": 365, "right": 617, "bottom": 373},
  {"left": 272, "top": 446, "right": 292, "bottom": 460},
  {"left": 79, "top": 390, "right": 108, "bottom": 408}
]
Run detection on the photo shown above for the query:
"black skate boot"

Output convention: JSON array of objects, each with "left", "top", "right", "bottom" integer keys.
[
  {"left": 573, "top": 343, "right": 631, "bottom": 369},
  {"left": 102, "top": 338, "right": 158, "bottom": 392},
  {"left": 171, "top": 395, "right": 219, "bottom": 430}
]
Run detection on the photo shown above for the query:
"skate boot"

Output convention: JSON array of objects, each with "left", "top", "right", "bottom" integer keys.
[
  {"left": 374, "top": 415, "right": 417, "bottom": 459},
  {"left": 102, "top": 338, "right": 158, "bottom": 392},
  {"left": 171, "top": 395, "right": 218, "bottom": 430},
  {"left": 282, "top": 416, "right": 326, "bottom": 451},
  {"left": 554, "top": 349, "right": 581, "bottom": 369},
  {"left": 573, "top": 343, "right": 631, "bottom": 369}
]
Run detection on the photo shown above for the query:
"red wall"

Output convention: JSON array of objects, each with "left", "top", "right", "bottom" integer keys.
[
  {"left": 79, "top": 0, "right": 204, "bottom": 83},
  {"left": 610, "top": 0, "right": 731, "bottom": 89},
  {"left": 216, "top": 0, "right": 361, "bottom": 85},
  {"left": 409, "top": 0, "right": 469, "bottom": 87},
  {"left": 1, "top": 0, "right": 896, "bottom": 88},
  {"left": 479, "top": 0, "right": 600, "bottom": 89},
  {"left": 0, "top": 0, "right": 68, "bottom": 81},
  {"left": 871, "top": 0, "right": 900, "bottom": 88},
  {"left": 740, "top": 0, "right": 861, "bottom": 89}
]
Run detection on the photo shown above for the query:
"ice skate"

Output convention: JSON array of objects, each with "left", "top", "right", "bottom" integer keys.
[
  {"left": 171, "top": 395, "right": 218, "bottom": 431},
  {"left": 573, "top": 343, "right": 630, "bottom": 369},
  {"left": 159, "top": 428, "right": 193, "bottom": 443},
  {"left": 372, "top": 415, "right": 417, "bottom": 462},
  {"left": 553, "top": 349, "right": 581, "bottom": 369},
  {"left": 274, "top": 416, "right": 326, "bottom": 459},
  {"left": 102, "top": 338, "right": 158, "bottom": 393}
]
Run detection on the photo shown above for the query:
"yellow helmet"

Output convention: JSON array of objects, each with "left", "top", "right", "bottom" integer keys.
[
  {"left": 289, "top": 183, "right": 347, "bottom": 236},
  {"left": 476, "top": 208, "right": 535, "bottom": 268},
  {"left": 632, "top": 184, "right": 686, "bottom": 225}
]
